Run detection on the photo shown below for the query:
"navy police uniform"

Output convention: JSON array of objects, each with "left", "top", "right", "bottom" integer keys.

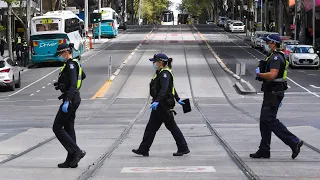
[
  {"left": 132, "top": 54, "right": 189, "bottom": 156},
  {"left": 251, "top": 34, "right": 303, "bottom": 159},
  {"left": 52, "top": 43, "right": 86, "bottom": 168}
]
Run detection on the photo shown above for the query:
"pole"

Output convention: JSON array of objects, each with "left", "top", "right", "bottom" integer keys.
[
  {"left": 138, "top": 0, "right": 141, "bottom": 25},
  {"left": 294, "top": 0, "right": 297, "bottom": 40},
  {"left": 260, "top": 0, "right": 263, "bottom": 30},
  {"left": 312, "top": 0, "right": 315, "bottom": 47},
  {"left": 26, "top": 0, "right": 31, "bottom": 44},
  {"left": 40, "top": 0, "right": 43, "bottom": 15},
  {"left": 98, "top": 0, "right": 101, "bottom": 40},
  {"left": 85, "top": 0, "right": 89, "bottom": 35}
]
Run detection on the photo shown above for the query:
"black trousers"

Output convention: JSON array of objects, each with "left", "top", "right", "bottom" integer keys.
[
  {"left": 259, "top": 91, "right": 299, "bottom": 152},
  {"left": 0, "top": 45, "right": 4, "bottom": 56},
  {"left": 53, "top": 93, "right": 81, "bottom": 155},
  {"left": 139, "top": 106, "right": 188, "bottom": 152}
]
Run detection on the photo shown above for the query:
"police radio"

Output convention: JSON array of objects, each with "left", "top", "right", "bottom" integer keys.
[{"left": 256, "top": 60, "right": 267, "bottom": 81}]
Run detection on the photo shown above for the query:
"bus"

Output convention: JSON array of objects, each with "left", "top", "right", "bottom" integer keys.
[
  {"left": 178, "top": 14, "right": 189, "bottom": 24},
  {"left": 161, "top": 10, "right": 174, "bottom": 25},
  {"left": 93, "top": 7, "right": 119, "bottom": 38},
  {"left": 30, "top": 10, "right": 85, "bottom": 64}
]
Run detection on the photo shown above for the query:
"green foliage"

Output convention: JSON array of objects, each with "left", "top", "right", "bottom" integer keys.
[
  {"left": 141, "top": 0, "right": 172, "bottom": 23},
  {"left": 181, "top": 0, "right": 212, "bottom": 17},
  {"left": 3, "top": 0, "right": 17, "bottom": 3},
  {"left": 0, "top": 25, "right": 6, "bottom": 32}
]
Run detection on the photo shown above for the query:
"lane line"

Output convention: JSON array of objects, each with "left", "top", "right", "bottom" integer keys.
[
  {"left": 216, "top": 27, "right": 320, "bottom": 97},
  {"left": 4, "top": 30, "right": 132, "bottom": 98},
  {"left": 91, "top": 27, "right": 156, "bottom": 99}
]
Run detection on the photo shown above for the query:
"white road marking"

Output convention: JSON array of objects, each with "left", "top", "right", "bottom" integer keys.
[
  {"left": 30, "top": 94, "right": 34, "bottom": 96},
  {"left": 310, "top": 84, "right": 320, "bottom": 89},
  {"left": 36, "top": 90, "right": 40, "bottom": 93},
  {"left": 308, "top": 74, "right": 317, "bottom": 76},
  {"left": 121, "top": 166, "right": 216, "bottom": 173},
  {"left": 287, "top": 77, "right": 320, "bottom": 97},
  {"left": 42, "top": 86, "right": 45, "bottom": 89},
  {"left": 47, "top": 83, "right": 51, "bottom": 85},
  {"left": 217, "top": 31, "right": 320, "bottom": 97}
]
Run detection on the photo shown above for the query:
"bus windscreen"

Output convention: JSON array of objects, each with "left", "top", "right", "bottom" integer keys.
[{"left": 36, "top": 23, "right": 59, "bottom": 32}]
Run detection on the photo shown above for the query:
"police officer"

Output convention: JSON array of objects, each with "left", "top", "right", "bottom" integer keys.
[
  {"left": 15, "top": 34, "right": 22, "bottom": 61},
  {"left": 52, "top": 43, "right": 86, "bottom": 168},
  {"left": 21, "top": 41, "right": 29, "bottom": 67},
  {"left": 251, "top": 34, "right": 303, "bottom": 159},
  {"left": 132, "top": 53, "right": 190, "bottom": 156}
]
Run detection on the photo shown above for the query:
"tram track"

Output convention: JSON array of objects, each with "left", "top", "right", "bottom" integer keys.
[
  {"left": 181, "top": 25, "right": 260, "bottom": 180},
  {"left": 76, "top": 26, "right": 173, "bottom": 180},
  {"left": 0, "top": 26, "right": 152, "bottom": 164}
]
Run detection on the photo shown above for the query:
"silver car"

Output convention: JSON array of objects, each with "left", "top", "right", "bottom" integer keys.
[
  {"left": 289, "top": 45, "right": 320, "bottom": 68},
  {"left": 251, "top": 31, "right": 267, "bottom": 48},
  {"left": 0, "top": 57, "right": 21, "bottom": 91}
]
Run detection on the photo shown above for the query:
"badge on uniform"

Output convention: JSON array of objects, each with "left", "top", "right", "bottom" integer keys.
[
  {"left": 163, "top": 73, "right": 167, "bottom": 78},
  {"left": 69, "top": 64, "right": 74, "bottom": 69},
  {"left": 274, "top": 56, "right": 278, "bottom": 60}
]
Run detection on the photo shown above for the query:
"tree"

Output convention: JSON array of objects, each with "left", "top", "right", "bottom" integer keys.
[
  {"left": 181, "top": 0, "right": 214, "bottom": 23},
  {"left": 136, "top": 0, "right": 171, "bottom": 24},
  {"left": 4, "top": 0, "right": 16, "bottom": 61}
]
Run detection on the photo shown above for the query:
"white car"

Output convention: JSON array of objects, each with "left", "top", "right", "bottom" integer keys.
[
  {"left": 229, "top": 21, "right": 245, "bottom": 33},
  {"left": 0, "top": 57, "right": 21, "bottom": 91},
  {"left": 289, "top": 45, "right": 320, "bottom": 68},
  {"left": 251, "top": 31, "right": 266, "bottom": 48}
]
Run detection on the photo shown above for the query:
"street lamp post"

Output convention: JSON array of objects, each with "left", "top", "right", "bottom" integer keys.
[
  {"left": 312, "top": 0, "right": 315, "bottom": 47},
  {"left": 98, "top": 0, "right": 101, "bottom": 40},
  {"left": 85, "top": 0, "right": 88, "bottom": 35},
  {"left": 260, "top": 0, "right": 263, "bottom": 30},
  {"left": 294, "top": 0, "right": 297, "bottom": 40}
]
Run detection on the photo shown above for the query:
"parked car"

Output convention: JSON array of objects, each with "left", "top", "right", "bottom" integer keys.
[
  {"left": 229, "top": 21, "right": 245, "bottom": 33},
  {"left": 289, "top": 45, "right": 320, "bottom": 69},
  {"left": 218, "top": 16, "right": 227, "bottom": 27},
  {"left": 206, "top": 20, "right": 214, "bottom": 25},
  {"left": 224, "top": 19, "right": 232, "bottom": 30},
  {"left": 251, "top": 31, "right": 267, "bottom": 48},
  {"left": 282, "top": 40, "right": 299, "bottom": 60},
  {"left": 0, "top": 57, "right": 21, "bottom": 91}
]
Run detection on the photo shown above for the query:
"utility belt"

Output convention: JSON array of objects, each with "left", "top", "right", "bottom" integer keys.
[
  {"left": 152, "top": 95, "right": 177, "bottom": 115},
  {"left": 58, "top": 91, "right": 79, "bottom": 100},
  {"left": 261, "top": 81, "right": 288, "bottom": 92}
]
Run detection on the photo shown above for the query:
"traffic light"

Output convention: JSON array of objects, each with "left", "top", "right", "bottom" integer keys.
[
  {"left": 243, "top": 10, "right": 248, "bottom": 19},
  {"left": 90, "top": 13, "right": 102, "bottom": 23}
]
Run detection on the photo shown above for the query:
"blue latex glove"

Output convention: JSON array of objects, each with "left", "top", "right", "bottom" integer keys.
[
  {"left": 279, "top": 101, "right": 282, "bottom": 108},
  {"left": 150, "top": 102, "right": 159, "bottom": 110},
  {"left": 178, "top": 99, "right": 185, "bottom": 105},
  {"left": 255, "top": 67, "right": 260, "bottom": 75},
  {"left": 62, "top": 101, "right": 69, "bottom": 113}
]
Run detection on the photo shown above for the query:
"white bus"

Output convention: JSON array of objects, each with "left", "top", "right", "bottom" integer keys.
[
  {"left": 30, "top": 10, "right": 85, "bottom": 64},
  {"left": 161, "top": 10, "right": 174, "bottom": 25}
]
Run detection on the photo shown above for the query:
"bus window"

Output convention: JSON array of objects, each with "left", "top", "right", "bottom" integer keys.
[{"left": 36, "top": 23, "right": 59, "bottom": 32}]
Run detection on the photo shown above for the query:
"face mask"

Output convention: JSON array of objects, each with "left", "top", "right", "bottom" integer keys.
[
  {"left": 153, "top": 63, "right": 158, "bottom": 70},
  {"left": 265, "top": 44, "right": 271, "bottom": 53}
]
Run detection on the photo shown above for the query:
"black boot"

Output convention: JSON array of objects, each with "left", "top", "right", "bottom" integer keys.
[
  {"left": 173, "top": 149, "right": 190, "bottom": 156},
  {"left": 69, "top": 150, "right": 86, "bottom": 167},
  {"left": 292, "top": 140, "right": 303, "bottom": 159},
  {"left": 250, "top": 149, "right": 270, "bottom": 158},
  {"left": 132, "top": 149, "right": 149, "bottom": 156}
]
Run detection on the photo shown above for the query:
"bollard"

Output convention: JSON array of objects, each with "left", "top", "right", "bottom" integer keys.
[
  {"left": 108, "top": 57, "right": 112, "bottom": 80},
  {"left": 89, "top": 36, "right": 93, "bottom": 49}
]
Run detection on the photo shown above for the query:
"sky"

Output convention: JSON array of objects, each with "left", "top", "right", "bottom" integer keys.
[{"left": 169, "top": 0, "right": 182, "bottom": 19}]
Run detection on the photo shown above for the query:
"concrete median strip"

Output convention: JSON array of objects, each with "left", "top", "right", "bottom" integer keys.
[{"left": 192, "top": 25, "right": 256, "bottom": 94}]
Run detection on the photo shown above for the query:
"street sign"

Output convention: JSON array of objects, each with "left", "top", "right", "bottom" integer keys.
[{"left": 121, "top": 166, "right": 216, "bottom": 173}]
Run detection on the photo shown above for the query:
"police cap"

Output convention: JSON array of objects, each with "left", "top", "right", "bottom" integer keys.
[
  {"left": 262, "top": 34, "right": 282, "bottom": 44},
  {"left": 53, "top": 43, "right": 71, "bottom": 57},
  {"left": 149, "top": 53, "right": 169, "bottom": 62}
]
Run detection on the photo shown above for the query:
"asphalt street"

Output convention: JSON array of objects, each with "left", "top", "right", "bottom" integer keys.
[{"left": 0, "top": 25, "right": 319, "bottom": 180}]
